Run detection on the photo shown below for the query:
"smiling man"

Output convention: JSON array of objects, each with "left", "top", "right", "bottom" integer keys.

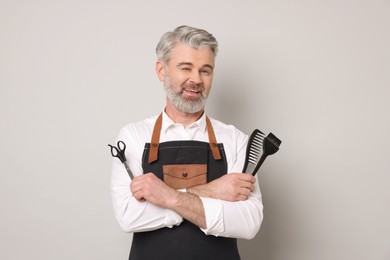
[
  {"left": 158, "top": 43, "right": 214, "bottom": 116},
  {"left": 111, "top": 25, "right": 263, "bottom": 260}
]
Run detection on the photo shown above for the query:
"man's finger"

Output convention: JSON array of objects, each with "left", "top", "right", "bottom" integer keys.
[{"left": 237, "top": 173, "right": 255, "bottom": 182}]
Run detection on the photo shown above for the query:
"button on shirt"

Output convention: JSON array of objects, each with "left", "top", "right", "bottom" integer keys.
[{"left": 111, "top": 111, "right": 263, "bottom": 239}]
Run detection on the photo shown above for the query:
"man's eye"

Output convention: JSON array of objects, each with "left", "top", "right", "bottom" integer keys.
[
  {"left": 181, "top": 67, "right": 191, "bottom": 71},
  {"left": 201, "top": 70, "right": 211, "bottom": 75}
]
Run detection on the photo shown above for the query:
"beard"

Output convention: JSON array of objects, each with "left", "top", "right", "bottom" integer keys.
[{"left": 163, "top": 76, "right": 209, "bottom": 114}]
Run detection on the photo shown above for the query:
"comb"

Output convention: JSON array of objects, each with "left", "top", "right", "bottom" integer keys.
[
  {"left": 242, "top": 129, "right": 265, "bottom": 174},
  {"left": 242, "top": 130, "right": 282, "bottom": 176}
]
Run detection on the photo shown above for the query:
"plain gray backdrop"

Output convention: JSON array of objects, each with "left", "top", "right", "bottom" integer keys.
[{"left": 1, "top": 0, "right": 389, "bottom": 259}]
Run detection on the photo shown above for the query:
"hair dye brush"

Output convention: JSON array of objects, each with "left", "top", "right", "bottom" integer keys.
[{"left": 242, "top": 130, "right": 282, "bottom": 176}]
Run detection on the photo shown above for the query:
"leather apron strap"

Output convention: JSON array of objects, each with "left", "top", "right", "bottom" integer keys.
[
  {"left": 206, "top": 116, "right": 222, "bottom": 161},
  {"left": 148, "top": 113, "right": 162, "bottom": 164},
  {"left": 148, "top": 113, "right": 221, "bottom": 164}
]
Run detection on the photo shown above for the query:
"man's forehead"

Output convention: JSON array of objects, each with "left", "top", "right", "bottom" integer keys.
[{"left": 169, "top": 44, "right": 215, "bottom": 66}]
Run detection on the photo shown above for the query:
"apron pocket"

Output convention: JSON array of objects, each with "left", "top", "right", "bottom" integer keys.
[{"left": 163, "top": 164, "right": 207, "bottom": 189}]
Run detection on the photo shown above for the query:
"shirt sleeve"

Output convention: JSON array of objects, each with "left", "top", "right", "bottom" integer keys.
[
  {"left": 199, "top": 181, "right": 263, "bottom": 239},
  {"left": 110, "top": 125, "right": 183, "bottom": 233},
  {"left": 199, "top": 127, "right": 264, "bottom": 239}
]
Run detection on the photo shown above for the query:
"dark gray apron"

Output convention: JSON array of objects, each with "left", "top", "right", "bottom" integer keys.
[{"left": 129, "top": 114, "right": 240, "bottom": 260}]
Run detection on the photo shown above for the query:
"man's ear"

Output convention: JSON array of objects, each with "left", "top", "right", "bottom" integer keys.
[{"left": 155, "top": 60, "right": 165, "bottom": 81}]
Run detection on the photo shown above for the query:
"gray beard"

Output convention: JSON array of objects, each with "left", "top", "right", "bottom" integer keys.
[{"left": 164, "top": 82, "right": 208, "bottom": 114}]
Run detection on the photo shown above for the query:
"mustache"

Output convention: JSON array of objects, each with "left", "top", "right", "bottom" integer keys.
[{"left": 181, "top": 84, "right": 204, "bottom": 92}]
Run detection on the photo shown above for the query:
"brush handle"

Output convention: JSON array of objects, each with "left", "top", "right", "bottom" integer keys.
[{"left": 252, "top": 154, "right": 268, "bottom": 176}]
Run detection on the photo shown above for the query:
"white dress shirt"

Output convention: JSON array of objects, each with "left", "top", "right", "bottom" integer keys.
[{"left": 111, "top": 111, "right": 263, "bottom": 239}]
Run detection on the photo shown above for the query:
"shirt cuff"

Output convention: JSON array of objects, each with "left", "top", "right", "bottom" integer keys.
[
  {"left": 199, "top": 197, "right": 224, "bottom": 236},
  {"left": 164, "top": 209, "right": 183, "bottom": 228}
]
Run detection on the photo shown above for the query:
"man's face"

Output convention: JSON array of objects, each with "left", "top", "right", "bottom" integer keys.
[{"left": 156, "top": 43, "right": 215, "bottom": 114}]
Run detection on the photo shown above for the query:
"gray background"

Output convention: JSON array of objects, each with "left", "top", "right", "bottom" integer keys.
[{"left": 1, "top": 0, "right": 389, "bottom": 259}]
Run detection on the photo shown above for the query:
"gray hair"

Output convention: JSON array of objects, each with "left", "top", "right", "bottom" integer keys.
[{"left": 156, "top": 25, "right": 218, "bottom": 64}]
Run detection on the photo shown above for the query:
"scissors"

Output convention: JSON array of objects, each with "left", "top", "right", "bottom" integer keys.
[{"left": 108, "top": 140, "right": 134, "bottom": 179}]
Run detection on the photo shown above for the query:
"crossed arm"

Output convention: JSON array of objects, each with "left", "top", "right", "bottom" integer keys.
[
  {"left": 130, "top": 172, "right": 257, "bottom": 229},
  {"left": 112, "top": 164, "right": 263, "bottom": 239}
]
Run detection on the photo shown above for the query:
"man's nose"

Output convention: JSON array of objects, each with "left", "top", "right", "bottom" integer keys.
[{"left": 189, "top": 71, "right": 202, "bottom": 84}]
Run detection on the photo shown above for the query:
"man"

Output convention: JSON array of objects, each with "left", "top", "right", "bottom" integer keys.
[{"left": 111, "top": 25, "right": 263, "bottom": 260}]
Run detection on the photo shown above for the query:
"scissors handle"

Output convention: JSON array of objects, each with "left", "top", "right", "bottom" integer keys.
[
  {"left": 117, "top": 140, "right": 126, "bottom": 151},
  {"left": 108, "top": 145, "right": 121, "bottom": 161},
  {"left": 108, "top": 140, "right": 133, "bottom": 179},
  {"left": 108, "top": 142, "right": 126, "bottom": 163}
]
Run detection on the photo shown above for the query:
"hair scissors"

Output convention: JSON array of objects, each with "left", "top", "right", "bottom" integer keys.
[{"left": 108, "top": 141, "right": 134, "bottom": 179}]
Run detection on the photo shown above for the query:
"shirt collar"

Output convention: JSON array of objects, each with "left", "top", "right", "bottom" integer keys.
[{"left": 161, "top": 110, "right": 207, "bottom": 134}]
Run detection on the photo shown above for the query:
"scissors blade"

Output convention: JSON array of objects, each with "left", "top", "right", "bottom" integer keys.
[{"left": 123, "top": 162, "right": 134, "bottom": 179}]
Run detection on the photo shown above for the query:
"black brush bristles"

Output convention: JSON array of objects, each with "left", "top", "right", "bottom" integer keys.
[
  {"left": 266, "top": 132, "right": 282, "bottom": 148},
  {"left": 242, "top": 129, "right": 265, "bottom": 174}
]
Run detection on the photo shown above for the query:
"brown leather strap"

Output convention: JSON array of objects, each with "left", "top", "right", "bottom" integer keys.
[
  {"left": 206, "top": 116, "right": 222, "bottom": 160},
  {"left": 148, "top": 113, "right": 222, "bottom": 163},
  {"left": 148, "top": 113, "right": 163, "bottom": 164}
]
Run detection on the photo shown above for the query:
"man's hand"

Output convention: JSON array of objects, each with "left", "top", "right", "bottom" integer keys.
[
  {"left": 130, "top": 173, "right": 177, "bottom": 208},
  {"left": 187, "top": 173, "right": 256, "bottom": 201}
]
